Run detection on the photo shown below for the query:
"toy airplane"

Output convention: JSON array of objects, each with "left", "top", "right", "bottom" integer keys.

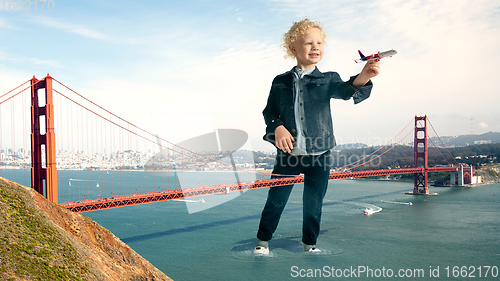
[{"left": 355, "top": 49, "right": 397, "bottom": 63}]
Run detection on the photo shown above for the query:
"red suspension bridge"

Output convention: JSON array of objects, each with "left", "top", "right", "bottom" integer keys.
[{"left": 0, "top": 75, "right": 472, "bottom": 213}]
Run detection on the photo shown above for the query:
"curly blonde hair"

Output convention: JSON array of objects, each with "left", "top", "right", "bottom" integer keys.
[{"left": 282, "top": 18, "right": 326, "bottom": 59}]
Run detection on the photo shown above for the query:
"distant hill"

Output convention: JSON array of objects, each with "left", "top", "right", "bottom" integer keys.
[
  {"left": 333, "top": 132, "right": 500, "bottom": 151},
  {"left": 430, "top": 131, "right": 500, "bottom": 147},
  {"left": 333, "top": 143, "right": 368, "bottom": 151},
  {"left": 331, "top": 142, "right": 500, "bottom": 170}
]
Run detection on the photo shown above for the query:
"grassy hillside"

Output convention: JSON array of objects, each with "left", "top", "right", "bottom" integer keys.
[{"left": 0, "top": 177, "right": 172, "bottom": 281}]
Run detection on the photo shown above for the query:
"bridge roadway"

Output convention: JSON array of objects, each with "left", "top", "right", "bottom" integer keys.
[{"left": 60, "top": 166, "right": 460, "bottom": 213}]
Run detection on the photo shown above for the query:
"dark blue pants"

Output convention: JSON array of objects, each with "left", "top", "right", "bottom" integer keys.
[{"left": 257, "top": 150, "right": 331, "bottom": 245}]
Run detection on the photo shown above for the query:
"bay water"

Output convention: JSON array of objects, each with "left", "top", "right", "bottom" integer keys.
[
  {"left": 2, "top": 169, "right": 499, "bottom": 280},
  {"left": 88, "top": 179, "right": 499, "bottom": 280}
]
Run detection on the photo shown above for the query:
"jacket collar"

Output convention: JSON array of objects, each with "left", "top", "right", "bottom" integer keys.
[{"left": 287, "top": 66, "right": 324, "bottom": 78}]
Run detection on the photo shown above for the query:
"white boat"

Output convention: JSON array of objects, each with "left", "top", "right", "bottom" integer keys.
[{"left": 363, "top": 208, "right": 375, "bottom": 215}]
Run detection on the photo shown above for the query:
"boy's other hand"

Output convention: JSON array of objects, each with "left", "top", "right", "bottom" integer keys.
[{"left": 275, "top": 125, "right": 295, "bottom": 153}]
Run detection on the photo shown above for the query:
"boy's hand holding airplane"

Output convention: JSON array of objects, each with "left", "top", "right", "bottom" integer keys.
[
  {"left": 360, "top": 59, "right": 381, "bottom": 79},
  {"left": 352, "top": 49, "right": 397, "bottom": 87},
  {"left": 353, "top": 59, "right": 380, "bottom": 87}
]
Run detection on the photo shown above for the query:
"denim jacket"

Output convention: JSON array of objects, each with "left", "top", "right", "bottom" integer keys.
[{"left": 263, "top": 67, "right": 372, "bottom": 153}]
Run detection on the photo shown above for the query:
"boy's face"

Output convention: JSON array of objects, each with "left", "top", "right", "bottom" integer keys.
[{"left": 289, "top": 27, "right": 324, "bottom": 70}]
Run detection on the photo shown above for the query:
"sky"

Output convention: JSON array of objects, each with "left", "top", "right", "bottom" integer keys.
[{"left": 1, "top": 0, "right": 499, "bottom": 152}]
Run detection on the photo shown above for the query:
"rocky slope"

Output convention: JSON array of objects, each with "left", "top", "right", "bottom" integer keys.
[
  {"left": 0, "top": 177, "right": 172, "bottom": 281},
  {"left": 475, "top": 163, "right": 500, "bottom": 184}
]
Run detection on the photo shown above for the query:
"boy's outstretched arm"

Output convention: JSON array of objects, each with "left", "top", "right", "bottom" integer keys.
[{"left": 352, "top": 59, "right": 381, "bottom": 87}]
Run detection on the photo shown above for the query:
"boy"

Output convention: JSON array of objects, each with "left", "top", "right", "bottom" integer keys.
[{"left": 254, "top": 18, "right": 380, "bottom": 254}]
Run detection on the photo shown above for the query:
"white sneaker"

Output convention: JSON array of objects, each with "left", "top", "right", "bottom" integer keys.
[
  {"left": 303, "top": 243, "right": 321, "bottom": 252},
  {"left": 253, "top": 239, "right": 269, "bottom": 255},
  {"left": 253, "top": 246, "right": 269, "bottom": 255}
]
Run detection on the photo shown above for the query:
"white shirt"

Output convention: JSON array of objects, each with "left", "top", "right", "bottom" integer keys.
[{"left": 291, "top": 67, "right": 327, "bottom": 156}]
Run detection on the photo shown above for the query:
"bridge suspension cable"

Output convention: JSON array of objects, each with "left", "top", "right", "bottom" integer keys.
[
  {"left": 427, "top": 118, "right": 459, "bottom": 166},
  {"left": 336, "top": 117, "right": 416, "bottom": 171},
  {"left": 0, "top": 79, "right": 34, "bottom": 105}
]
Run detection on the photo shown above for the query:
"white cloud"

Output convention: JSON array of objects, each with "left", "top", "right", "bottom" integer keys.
[
  {"left": 479, "top": 122, "right": 489, "bottom": 129},
  {"left": 35, "top": 16, "right": 109, "bottom": 40},
  {"left": 0, "top": 17, "right": 12, "bottom": 28},
  {"left": 0, "top": 51, "right": 64, "bottom": 69},
  {"left": 30, "top": 58, "right": 64, "bottom": 68}
]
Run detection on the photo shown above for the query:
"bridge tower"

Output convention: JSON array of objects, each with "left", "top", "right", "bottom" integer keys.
[
  {"left": 450, "top": 165, "right": 474, "bottom": 186},
  {"left": 31, "top": 75, "right": 58, "bottom": 203},
  {"left": 407, "top": 115, "right": 436, "bottom": 195}
]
